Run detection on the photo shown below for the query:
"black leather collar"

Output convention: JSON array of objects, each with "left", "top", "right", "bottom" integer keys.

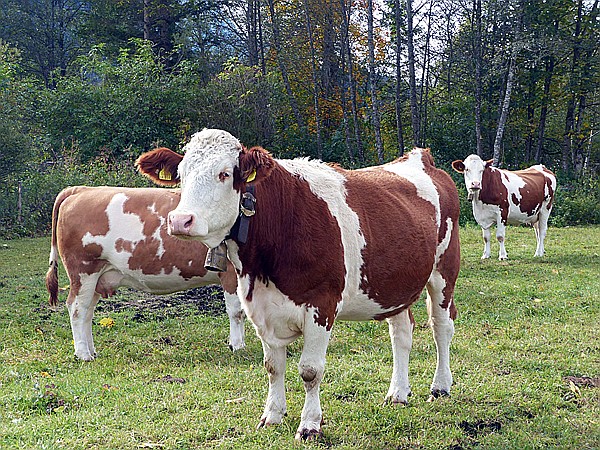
[{"left": 226, "top": 184, "right": 256, "bottom": 244}]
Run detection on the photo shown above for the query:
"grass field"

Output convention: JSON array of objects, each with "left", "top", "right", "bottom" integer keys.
[{"left": 0, "top": 225, "right": 598, "bottom": 449}]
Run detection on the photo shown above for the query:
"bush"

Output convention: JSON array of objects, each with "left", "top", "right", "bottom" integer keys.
[
  {"left": 0, "top": 147, "right": 152, "bottom": 238},
  {"left": 551, "top": 177, "right": 600, "bottom": 226}
]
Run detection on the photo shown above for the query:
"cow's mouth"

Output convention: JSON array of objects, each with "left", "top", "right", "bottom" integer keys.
[{"left": 467, "top": 188, "right": 480, "bottom": 201}]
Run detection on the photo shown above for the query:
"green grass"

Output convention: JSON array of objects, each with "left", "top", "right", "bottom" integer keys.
[{"left": 0, "top": 225, "right": 598, "bottom": 449}]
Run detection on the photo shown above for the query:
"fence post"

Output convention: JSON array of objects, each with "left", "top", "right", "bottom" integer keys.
[{"left": 17, "top": 181, "right": 22, "bottom": 224}]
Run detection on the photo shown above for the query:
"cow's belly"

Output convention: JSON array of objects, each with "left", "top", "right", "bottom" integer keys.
[
  {"left": 506, "top": 206, "right": 539, "bottom": 225},
  {"left": 336, "top": 292, "right": 408, "bottom": 321},
  {"left": 97, "top": 266, "right": 220, "bottom": 295},
  {"left": 473, "top": 202, "right": 500, "bottom": 228},
  {"left": 238, "top": 276, "right": 304, "bottom": 347}
]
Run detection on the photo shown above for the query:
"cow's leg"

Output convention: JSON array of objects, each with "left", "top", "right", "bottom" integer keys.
[
  {"left": 496, "top": 222, "right": 508, "bottom": 260},
  {"left": 533, "top": 211, "right": 550, "bottom": 257},
  {"left": 426, "top": 271, "right": 455, "bottom": 400},
  {"left": 481, "top": 227, "right": 492, "bottom": 259},
  {"left": 296, "top": 318, "right": 331, "bottom": 440},
  {"left": 385, "top": 309, "right": 414, "bottom": 404},
  {"left": 257, "top": 342, "right": 287, "bottom": 428},
  {"left": 224, "top": 291, "right": 245, "bottom": 351},
  {"left": 67, "top": 274, "right": 101, "bottom": 361}
]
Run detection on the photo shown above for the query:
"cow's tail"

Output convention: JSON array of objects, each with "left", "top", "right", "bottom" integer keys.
[{"left": 45, "top": 187, "right": 77, "bottom": 307}]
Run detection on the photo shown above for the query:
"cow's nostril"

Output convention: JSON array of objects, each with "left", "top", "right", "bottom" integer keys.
[{"left": 184, "top": 216, "right": 193, "bottom": 229}]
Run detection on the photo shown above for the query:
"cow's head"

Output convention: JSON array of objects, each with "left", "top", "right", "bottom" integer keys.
[
  {"left": 451, "top": 155, "right": 492, "bottom": 200},
  {"left": 136, "top": 129, "right": 274, "bottom": 248}
]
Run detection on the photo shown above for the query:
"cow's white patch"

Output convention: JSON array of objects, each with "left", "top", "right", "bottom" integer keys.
[
  {"left": 278, "top": 159, "right": 367, "bottom": 308},
  {"left": 148, "top": 203, "right": 166, "bottom": 258},
  {"left": 383, "top": 150, "right": 441, "bottom": 226},
  {"left": 435, "top": 217, "right": 454, "bottom": 264},
  {"left": 236, "top": 274, "right": 305, "bottom": 348}
]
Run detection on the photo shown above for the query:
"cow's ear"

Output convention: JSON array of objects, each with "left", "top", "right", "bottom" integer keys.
[
  {"left": 136, "top": 147, "right": 182, "bottom": 186},
  {"left": 451, "top": 160, "right": 465, "bottom": 173},
  {"left": 237, "top": 146, "right": 275, "bottom": 184},
  {"left": 485, "top": 159, "right": 494, "bottom": 168}
]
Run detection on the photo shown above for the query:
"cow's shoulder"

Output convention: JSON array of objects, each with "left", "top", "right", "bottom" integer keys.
[{"left": 479, "top": 166, "right": 507, "bottom": 205}]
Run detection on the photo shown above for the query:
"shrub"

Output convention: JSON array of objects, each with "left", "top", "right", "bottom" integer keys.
[
  {"left": 0, "top": 146, "right": 152, "bottom": 238},
  {"left": 551, "top": 176, "right": 600, "bottom": 226}
]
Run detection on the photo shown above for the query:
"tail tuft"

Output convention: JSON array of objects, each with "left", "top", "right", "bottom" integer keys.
[{"left": 46, "top": 260, "right": 59, "bottom": 307}]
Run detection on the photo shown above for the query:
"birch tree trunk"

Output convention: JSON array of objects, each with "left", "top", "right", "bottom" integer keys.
[
  {"left": 394, "top": 0, "right": 405, "bottom": 155},
  {"left": 418, "top": 0, "right": 434, "bottom": 146},
  {"left": 473, "top": 0, "right": 484, "bottom": 156},
  {"left": 340, "top": 0, "right": 365, "bottom": 162},
  {"left": 303, "top": 0, "right": 323, "bottom": 158},
  {"left": 492, "top": 52, "right": 517, "bottom": 167},
  {"left": 405, "top": 0, "right": 421, "bottom": 147},
  {"left": 367, "top": 0, "right": 384, "bottom": 162}
]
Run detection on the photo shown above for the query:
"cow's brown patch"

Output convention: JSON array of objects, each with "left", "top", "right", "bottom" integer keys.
[
  {"left": 479, "top": 168, "right": 510, "bottom": 224},
  {"left": 514, "top": 168, "right": 549, "bottom": 216},
  {"left": 235, "top": 163, "right": 345, "bottom": 330},
  {"left": 120, "top": 189, "right": 210, "bottom": 280},
  {"left": 344, "top": 168, "right": 437, "bottom": 315}
]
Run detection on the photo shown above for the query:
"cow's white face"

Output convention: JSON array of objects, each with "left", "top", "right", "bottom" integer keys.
[
  {"left": 452, "top": 154, "right": 490, "bottom": 200},
  {"left": 168, "top": 129, "right": 243, "bottom": 248}
]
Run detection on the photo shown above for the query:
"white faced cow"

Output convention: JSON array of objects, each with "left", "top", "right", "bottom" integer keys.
[
  {"left": 45, "top": 185, "right": 245, "bottom": 361},
  {"left": 136, "top": 129, "right": 460, "bottom": 440},
  {"left": 452, "top": 155, "right": 557, "bottom": 260}
]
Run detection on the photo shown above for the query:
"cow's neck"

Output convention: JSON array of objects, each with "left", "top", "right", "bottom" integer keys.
[{"left": 230, "top": 162, "right": 345, "bottom": 309}]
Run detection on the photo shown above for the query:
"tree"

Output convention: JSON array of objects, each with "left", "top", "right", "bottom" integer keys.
[
  {"left": 367, "top": 0, "right": 384, "bottom": 162},
  {"left": 0, "top": 0, "right": 88, "bottom": 86},
  {"left": 302, "top": 0, "right": 324, "bottom": 158},
  {"left": 405, "top": 0, "right": 421, "bottom": 146},
  {"left": 393, "top": 0, "right": 405, "bottom": 155}
]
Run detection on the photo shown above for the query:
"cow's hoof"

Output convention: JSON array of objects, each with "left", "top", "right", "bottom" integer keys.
[
  {"left": 427, "top": 389, "right": 450, "bottom": 402},
  {"left": 257, "top": 411, "right": 286, "bottom": 429},
  {"left": 384, "top": 390, "right": 411, "bottom": 405},
  {"left": 228, "top": 342, "right": 245, "bottom": 352},
  {"left": 75, "top": 352, "right": 95, "bottom": 362},
  {"left": 295, "top": 428, "right": 323, "bottom": 441}
]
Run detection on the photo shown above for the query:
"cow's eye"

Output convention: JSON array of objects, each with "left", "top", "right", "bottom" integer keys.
[
  {"left": 219, "top": 172, "right": 231, "bottom": 182},
  {"left": 464, "top": 168, "right": 469, "bottom": 172}
]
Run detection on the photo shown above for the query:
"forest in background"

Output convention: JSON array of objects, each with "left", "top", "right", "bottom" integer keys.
[{"left": 0, "top": 0, "right": 599, "bottom": 237}]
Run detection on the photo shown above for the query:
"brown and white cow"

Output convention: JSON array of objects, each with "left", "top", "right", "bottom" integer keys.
[
  {"left": 136, "top": 129, "right": 460, "bottom": 440},
  {"left": 45, "top": 186, "right": 245, "bottom": 361},
  {"left": 452, "top": 155, "right": 557, "bottom": 260}
]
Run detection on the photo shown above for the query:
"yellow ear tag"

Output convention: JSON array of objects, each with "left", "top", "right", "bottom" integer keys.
[
  {"left": 158, "top": 167, "right": 172, "bottom": 181},
  {"left": 246, "top": 169, "right": 257, "bottom": 183}
]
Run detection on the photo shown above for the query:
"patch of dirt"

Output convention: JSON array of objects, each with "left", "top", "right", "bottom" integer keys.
[
  {"left": 564, "top": 376, "right": 600, "bottom": 388},
  {"left": 94, "top": 286, "right": 227, "bottom": 322},
  {"left": 458, "top": 419, "right": 502, "bottom": 438},
  {"left": 151, "top": 375, "right": 186, "bottom": 384}
]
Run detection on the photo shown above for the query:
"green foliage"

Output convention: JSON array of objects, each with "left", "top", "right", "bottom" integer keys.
[
  {"left": 551, "top": 176, "right": 600, "bottom": 226},
  {"left": 0, "top": 41, "right": 38, "bottom": 176},
  {"left": 41, "top": 40, "right": 186, "bottom": 160},
  {"left": 0, "top": 227, "right": 598, "bottom": 448},
  {"left": 0, "top": 144, "right": 151, "bottom": 239}
]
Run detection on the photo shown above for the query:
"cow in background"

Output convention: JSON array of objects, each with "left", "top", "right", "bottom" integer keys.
[
  {"left": 45, "top": 186, "right": 245, "bottom": 361},
  {"left": 452, "top": 155, "right": 557, "bottom": 260},
  {"left": 136, "top": 129, "right": 460, "bottom": 440}
]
